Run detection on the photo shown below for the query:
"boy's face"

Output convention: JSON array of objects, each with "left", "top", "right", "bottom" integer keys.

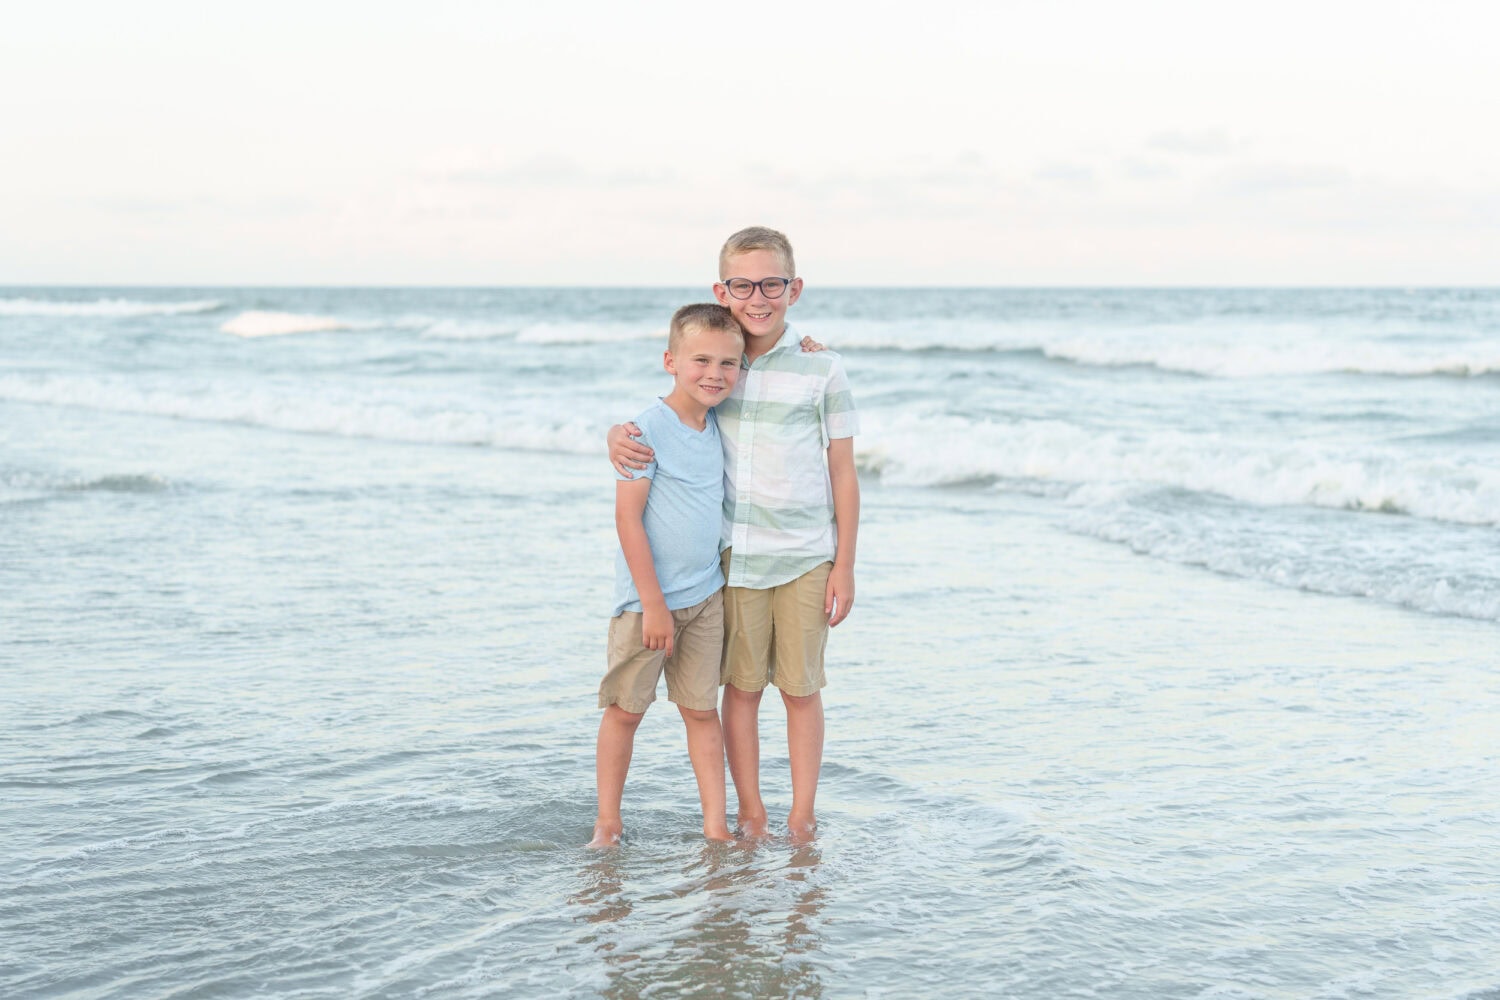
[
  {"left": 664, "top": 325, "right": 743, "bottom": 409},
  {"left": 713, "top": 249, "right": 802, "bottom": 344}
]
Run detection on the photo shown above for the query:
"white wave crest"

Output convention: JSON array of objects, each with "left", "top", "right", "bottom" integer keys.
[
  {"left": 860, "top": 413, "right": 1500, "bottom": 527},
  {"left": 0, "top": 470, "right": 168, "bottom": 495},
  {"left": 221, "top": 311, "right": 349, "bottom": 338},
  {"left": 0, "top": 373, "right": 604, "bottom": 455},
  {"left": 420, "top": 319, "right": 518, "bottom": 341},
  {"left": 0, "top": 297, "right": 224, "bottom": 318},
  {"left": 815, "top": 319, "right": 1500, "bottom": 378},
  {"left": 1071, "top": 510, "right": 1500, "bottom": 622},
  {"left": 514, "top": 322, "right": 661, "bottom": 345},
  {"left": 1037, "top": 336, "right": 1500, "bottom": 379}
]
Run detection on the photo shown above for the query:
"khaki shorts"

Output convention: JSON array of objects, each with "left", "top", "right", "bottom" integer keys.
[
  {"left": 600, "top": 591, "right": 723, "bottom": 713},
  {"left": 720, "top": 550, "right": 831, "bottom": 697}
]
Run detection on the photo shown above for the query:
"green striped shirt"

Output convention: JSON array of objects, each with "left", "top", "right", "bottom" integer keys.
[{"left": 717, "top": 325, "right": 859, "bottom": 589}]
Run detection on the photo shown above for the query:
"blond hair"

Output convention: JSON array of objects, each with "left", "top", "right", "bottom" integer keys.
[
  {"left": 668, "top": 302, "right": 743, "bottom": 354},
  {"left": 719, "top": 226, "right": 796, "bottom": 278}
]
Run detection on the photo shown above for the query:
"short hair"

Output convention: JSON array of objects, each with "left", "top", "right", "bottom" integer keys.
[
  {"left": 719, "top": 226, "right": 796, "bottom": 278},
  {"left": 668, "top": 302, "right": 743, "bottom": 354}
]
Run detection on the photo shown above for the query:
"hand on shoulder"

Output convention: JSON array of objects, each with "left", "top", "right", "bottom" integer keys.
[{"left": 608, "top": 421, "right": 653, "bottom": 477}]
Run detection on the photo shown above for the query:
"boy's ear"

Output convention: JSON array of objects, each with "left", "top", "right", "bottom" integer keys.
[
  {"left": 663, "top": 349, "right": 676, "bottom": 374},
  {"left": 787, "top": 277, "right": 804, "bottom": 306},
  {"left": 712, "top": 282, "right": 731, "bottom": 307}
]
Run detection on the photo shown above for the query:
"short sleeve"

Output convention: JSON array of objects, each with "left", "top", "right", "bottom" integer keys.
[
  {"left": 615, "top": 417, "right": 658, "bottom": 482},
  {"left": 820, "top": 355, "right": 859, "bottom": 444}
]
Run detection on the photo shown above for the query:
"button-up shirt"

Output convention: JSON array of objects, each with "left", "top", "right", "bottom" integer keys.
[{"left": 716, "top": 325, "right": 860, "bottom": 590}]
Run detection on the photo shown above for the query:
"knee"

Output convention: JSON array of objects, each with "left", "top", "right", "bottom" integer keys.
[
  {"left": 781, "top": 690, "right": 821, "bottom": 711},
  {"left": 605, "top": 705, "right": 645, "bottom": 729},
  {"left": 724, "top": 684, "right": 763, "bottom": 707},
  {"left": 678, "top": 706, "right": 718, "bottom": 724}
]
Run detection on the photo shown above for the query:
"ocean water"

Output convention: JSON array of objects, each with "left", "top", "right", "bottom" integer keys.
[{"left": 2, "top": 287, "right": 1497, "bottom": 998}]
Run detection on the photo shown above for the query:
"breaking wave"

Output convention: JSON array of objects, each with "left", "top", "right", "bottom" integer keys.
[
  {"left": 0, "top": 297, "right": 224, "bottom": 318},
  {"left": 817, "top": 320, "right": 1500, "bottom": 378},
  {"left": 860, "top": 413, "right": 1500, "bottom": 527},
  {"left": 514, "top": 322, "right": 660, "bottom": 345},
  {"left": 1068, "top": 503, "right": 1500, "bottom": 622},
  {"left": 220, "top": 311, "right": 350, "bottom": 338},
  {"left": 0, "top": 374, "right": 603, "bottom": 455}
]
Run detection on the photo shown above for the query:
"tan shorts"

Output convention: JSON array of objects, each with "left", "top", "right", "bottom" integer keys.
[
  {"left": 720, "top": 550, "right": 831, "bottom": 697},
  {"left": 599, "top": 591, "right": 723, "bottom": 713}
]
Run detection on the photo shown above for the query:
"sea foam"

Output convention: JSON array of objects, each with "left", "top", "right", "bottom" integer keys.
[
  {"left": 1035, "top": 334, "right": 1500, "bottom": 379},
  {"left": 0, "top": 374, "right": 604, "bottom": 456},
  {"left": 861, "top": 413, "right": 1500, "bottom": 527},
  {"left": 0, "top": 297, "right": 224, "bottom": 318},
  {"left": 514, "top": 322, "right": 661, "bottom": 344},
  {"left": 419, "top": 319, "right": 518, "bottom": 341},
  {"left": 221, "top": 311, "right": 349, "bottom": 338},
  {"left": 816, "top": 319, "right": 1500, "bottom": 378},
  {"left": 1070, "top": 506, "right": 1500, "bottom": 622},
  {"left": 0, "top": 469, "right": 167, "bottom": 500}
]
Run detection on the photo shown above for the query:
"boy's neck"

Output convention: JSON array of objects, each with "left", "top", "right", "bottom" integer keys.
[
  {"left": 661, "top": 389, "right": 709, "bottom": 431},
  {"left": 742, "top": 323, "right": 786, "bottom": 363}
]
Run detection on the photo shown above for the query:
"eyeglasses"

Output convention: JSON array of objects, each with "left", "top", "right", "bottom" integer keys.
[{"left": 719, "top": 276, "right": 793, "bottom": 300}]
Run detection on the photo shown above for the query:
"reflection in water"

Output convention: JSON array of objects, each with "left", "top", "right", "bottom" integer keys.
[
  {"left": 569, "top": 840, "right": 827, "bottom": 998},
  {"left": 782, "top": 844, "right": 825, "bottom": 963},
  {"left": 572, "top": 854, "right": 634, "bottom": 925}
]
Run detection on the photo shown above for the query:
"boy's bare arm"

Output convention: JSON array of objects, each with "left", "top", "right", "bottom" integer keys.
[
  {"left": 825, "top": 436, "right": 860, "bottom": 627},
  {"left": 608, "top": 423, "right": 654, "bottom": 477},
  {"left": 616, "top": 478, "right": 674, "bottom": 656}
]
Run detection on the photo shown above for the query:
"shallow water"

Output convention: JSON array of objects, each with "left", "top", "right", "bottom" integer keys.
[{"left": 3, "top": 288, "right": 1498, "bottom": 997}]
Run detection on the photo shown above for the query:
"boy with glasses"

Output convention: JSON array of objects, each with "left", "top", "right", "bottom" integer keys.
[{"left": 609, "top": 227, "right": 860, "bottom": 842}]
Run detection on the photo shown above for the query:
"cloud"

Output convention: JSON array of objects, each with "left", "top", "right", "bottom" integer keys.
[
  {"left": 1218, "top": 162, "right": 1353, "bottom": 196},
  {"left": 417, "top": 152, "right": 678, "bottom": 189},
  {"left": 87, "top": 195, "right": 317, "bottom": 218},
  {"left": 734, "top": 155, "right": 1013, "bottom": 210},
  {"left": 1033, "top": 161, "right": 1096, "bottom": 185},
  {"left": 1147, "top": 129, "right": 1235, "bottom": 156},
  {"left": 1118, "top": 157, "right": 1179, "bottom": 181}
]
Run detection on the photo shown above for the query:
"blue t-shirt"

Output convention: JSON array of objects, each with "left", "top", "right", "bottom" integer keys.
[{"left": 612, "top": 400, "right": 726, "bottom": 616}]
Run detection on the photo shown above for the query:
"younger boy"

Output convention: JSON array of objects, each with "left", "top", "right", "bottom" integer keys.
[
  {"left": 590, "top": 303, "right": 745, "bottom": 847},
  {"left": 610, "top": 227, "right": 860, "bottom": 842}
]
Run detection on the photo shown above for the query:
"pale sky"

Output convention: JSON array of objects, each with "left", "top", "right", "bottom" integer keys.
[{"left": 2, "top": 1, "right": 1497, "bottom": 285}]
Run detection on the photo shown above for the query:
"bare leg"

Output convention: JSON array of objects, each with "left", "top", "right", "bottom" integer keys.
[
  {"left": 678, "top": 706, "right": 732, "bottom": 841},
  {"left": 721, "top": 683, "right": 768, "bottom": 836},
  {"left": 783, "top": 690, "right": 824, "bottom": 843},
  {"left": 589, "top": 705, "right": 644, "bottom": 848}
]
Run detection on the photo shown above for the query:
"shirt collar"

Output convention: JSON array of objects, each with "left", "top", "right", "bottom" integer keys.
[
  {"left": 762, "top": 324, "right": 800, "bottom": 358},
  {"left": 742, "top": 324, "right": 800, "bottom": 369}
]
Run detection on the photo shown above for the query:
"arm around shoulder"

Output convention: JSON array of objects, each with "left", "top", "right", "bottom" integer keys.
[{"left": 608, "top": 421, "right": 654, "bottom": 477}]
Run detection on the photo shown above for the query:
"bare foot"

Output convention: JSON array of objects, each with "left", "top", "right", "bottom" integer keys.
[
  {"left": 787, "top": 812, "right": 817, "bottom": 845},
  {"left": 704, "top": 823, "right": 734, "bottom": 843},
  {"left": 737, "top": 811, "right": 770, "bottom": 839},
  {"left": 588, "top": 819, "right": 623, "bottom": 848}
]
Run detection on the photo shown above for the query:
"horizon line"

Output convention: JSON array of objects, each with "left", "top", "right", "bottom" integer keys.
[{"left": 5, "top": 282, "right": 1499, "bottom": 292}]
